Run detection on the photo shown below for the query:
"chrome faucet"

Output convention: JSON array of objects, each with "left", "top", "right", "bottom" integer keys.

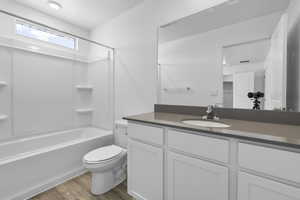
[{"left": 202, "top": 105, "right": 219, "bottom": 120}]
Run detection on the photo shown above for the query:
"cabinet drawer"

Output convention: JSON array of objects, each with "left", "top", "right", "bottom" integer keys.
[
  {"left": 128, "top": 123, "right": 164, "bottom": 145},
  {"left": 239, "top": 143, "right": 300, "bottom": 183},
  {"left": 167, "top": 129, "right": 229, "bottom": 163}
]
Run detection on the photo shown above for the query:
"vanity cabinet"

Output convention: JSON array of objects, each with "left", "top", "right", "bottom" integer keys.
[
  {"left": 167, "top": 152, "right": 228, "bottom": 200},
  {"left": 238, "top": 173, "right": 300, "bottom": 200},
  {"left": 127, "top": 123, "right": 164, "bottom": 200},
  {"left": 127, "top": 122, "right": 300, "bottom": 200}
]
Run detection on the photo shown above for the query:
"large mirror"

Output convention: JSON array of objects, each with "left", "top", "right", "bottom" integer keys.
[{"left": 158, "top": 0, "right": 300, "bottom": 112}]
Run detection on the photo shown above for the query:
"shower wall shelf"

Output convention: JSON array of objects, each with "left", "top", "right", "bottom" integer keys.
[
  {"left": 0, "top": 115, "right": 8, "bottom": 121},
  {"left": 163, "top": 87, "right": 191, "bottom": 93},
  {"left": 76, "top": 109, "right": 94, "bottom": 114},
  {"left": 0, "top": 81, "right": 8, "bottom": 87},
  {"left": 76, "top": 85, "right": 94, "bottom": 90}
]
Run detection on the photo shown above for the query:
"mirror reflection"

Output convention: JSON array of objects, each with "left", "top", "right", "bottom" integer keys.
[{"left": 158, "top": 0, "right": 299, "bottom": 111}]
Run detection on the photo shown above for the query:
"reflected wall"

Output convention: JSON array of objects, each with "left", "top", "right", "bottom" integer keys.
[{"left": 287, "top": 0, "right": 300, "bottom": 111}]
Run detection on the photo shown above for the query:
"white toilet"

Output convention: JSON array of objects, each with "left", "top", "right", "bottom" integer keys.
[{"left": 83, "top": 120, "right": 128, "bottom": 195}]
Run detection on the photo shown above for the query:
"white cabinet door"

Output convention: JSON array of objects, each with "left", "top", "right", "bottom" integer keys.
[
  {"left": 167, "top": 152, "right": 228, "bottom": 200},
  {"left": 238, "top": 172, "right": 300, "bottom": 200},
  {"left": 128, "top": 139, "right": 163, "bottom": 200}
]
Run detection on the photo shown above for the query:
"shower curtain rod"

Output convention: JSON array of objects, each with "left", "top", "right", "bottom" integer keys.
[{"left": 0, "top": 9, "right": 114, "bottom": 50}]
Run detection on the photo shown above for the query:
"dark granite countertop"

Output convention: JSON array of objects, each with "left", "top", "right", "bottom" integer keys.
[{"left": 124, "top": 112, "right": 300, "bottom": 148}]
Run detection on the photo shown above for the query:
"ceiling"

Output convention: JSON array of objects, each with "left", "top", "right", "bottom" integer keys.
[
  {"left": 159, "top": 0, "right": 290, "bottom": 43},
  {"left": 14, "top": 0, "right": 144, "bottom": 30}
]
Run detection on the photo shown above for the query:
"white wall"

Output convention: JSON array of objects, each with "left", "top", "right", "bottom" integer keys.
[
  {"left": 90, "top": 1, "right": 159, "bottom": 120},
  {"left": 158, "top": 12, "right": 281, "bottom": 107},
  {"left": 265, "top": 14, "right": 287, "bottom": 110},
  {"left": 90, "top": 0, "right": 229, "bottom": 120}
]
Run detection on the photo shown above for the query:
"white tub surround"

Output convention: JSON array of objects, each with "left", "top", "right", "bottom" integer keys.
[{"left": 0, "top": 128, "right": 113, "bottom": 200}]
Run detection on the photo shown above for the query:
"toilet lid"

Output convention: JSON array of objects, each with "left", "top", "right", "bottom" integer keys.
[{"left": 84, "top": 145, "right": 123, "bottom": 163}]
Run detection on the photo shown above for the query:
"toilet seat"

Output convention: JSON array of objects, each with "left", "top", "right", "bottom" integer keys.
[{"left": 84, "top": 145, "right": 124, "bottom": 164}]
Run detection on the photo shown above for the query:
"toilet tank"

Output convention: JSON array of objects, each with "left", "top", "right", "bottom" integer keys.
[{"left": 114, "top": 120, "right": 128, "bottom": 149}]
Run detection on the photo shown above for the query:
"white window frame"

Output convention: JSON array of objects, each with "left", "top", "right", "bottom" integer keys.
[{"left": 15, "top": 20, "right": 78, "bottom": 50}]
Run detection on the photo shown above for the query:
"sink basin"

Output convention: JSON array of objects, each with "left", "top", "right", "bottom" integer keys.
[{"left": 181, "top": 120, "right": 231, "bottom": 128}]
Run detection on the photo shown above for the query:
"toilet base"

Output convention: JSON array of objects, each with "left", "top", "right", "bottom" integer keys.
[{"left": 90, "top": 165, "right": 127, "bottom": 195}]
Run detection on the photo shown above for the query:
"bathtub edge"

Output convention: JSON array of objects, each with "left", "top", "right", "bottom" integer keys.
[{"left": 10, "top": 167, "right": 87, "bottom": 200}]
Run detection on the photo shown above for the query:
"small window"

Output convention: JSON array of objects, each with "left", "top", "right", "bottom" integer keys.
[{"left": 15, "top": 20, "right": 77, "bottom": 50}]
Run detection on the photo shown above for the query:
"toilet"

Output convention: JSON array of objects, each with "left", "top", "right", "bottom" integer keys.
[{"left": 83, "top": 120, "right": 128, "bottom": 195}]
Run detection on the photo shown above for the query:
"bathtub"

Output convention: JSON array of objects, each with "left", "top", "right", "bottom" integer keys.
[{"left": 0, "top": 127, "right": 113, "bottom": 200}]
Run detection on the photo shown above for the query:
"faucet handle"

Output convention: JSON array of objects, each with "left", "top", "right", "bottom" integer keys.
[{"left": 207, "top": 105, "right": 214, "bottom": 113}]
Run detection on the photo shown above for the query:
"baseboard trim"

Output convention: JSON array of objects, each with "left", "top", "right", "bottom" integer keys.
[{"left": 9, "top": 167, "right": 87, "bottom": 200}]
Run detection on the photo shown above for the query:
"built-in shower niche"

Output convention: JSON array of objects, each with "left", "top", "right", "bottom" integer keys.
[
  {"left": 0, "top": 81, "right": 8, "bottom": 87},
  {"left": 0, "top": 46, "right": 12, "bottom": 140},
  {"left": 0, "top": 83, "right": 8, "bottom": 123}
]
